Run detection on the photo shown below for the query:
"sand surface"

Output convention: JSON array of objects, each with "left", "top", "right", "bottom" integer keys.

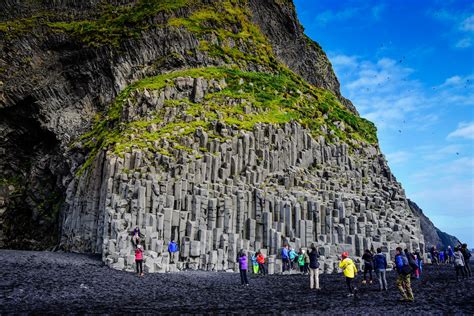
[{"left": 0, "top": 250, "right": 473, "bottom": 315}]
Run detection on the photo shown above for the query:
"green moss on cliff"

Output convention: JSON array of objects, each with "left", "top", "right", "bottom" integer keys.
[{"left": 78, "top": 66, "right": 377, "bottom": 174}]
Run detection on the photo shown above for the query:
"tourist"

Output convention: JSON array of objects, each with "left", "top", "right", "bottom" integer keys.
[
  {"left": 281, "top": 244, "right": 290, "bottom": 273},
  {"left": 362, "top": 249, "right": 374, "bottom": 284},
  {"left": 454, "top": 246, "right": 466, "bottom": 281},
  {"left": 135, "top": 244, "right": 144, "bottom": 276},
  {"left": 404, "top": 249, "right": 419, "bottom": 279},
  {"left": 298, "top": 249, "right": 306, "bottom": 274},
  {"left": 339, "top": 252, "right": 357, "bottom": 297},
  {"left": 257, "top": 251, "right": 266, "bottom": 275},
  {"left": 308, "top": 244, "right": 321, "bottom": 290},
  {"left": 238, "top": 249, "right": 249, "bottom": 285},
  {"left": 395, "top": 247, "right": 414, "bottom": 302},
  {"left": 168, "top": 240, "right": 179, "bottom": 263},
  {"left": 439, "top": 250, "right": 445, "bottom": 264},
  {"left": 251, "top": 252, "right": 259, "bottom": 274},
  {"left": 448, "top": 246, "right": 454, "bottom": 264},
  {"left": 460, "top": 243, "right": 472, "bottom": 277},
  {"left": 288, "top": 246, "right": 297, "bottom": 270},
  {"left": 414, "top": 248, "right": 423, "bottom": 278},
  {"left": 304, "top": 248, "right": 310, "bottom": 274},
  {"left": 132, "top": 226, "right": 141, "bottom": 247},
  {"left": 430, "top": 246, "right": 438, "bottom": 265},
  {"left": 373, "top": 248, "right": 388, "bottom": 291}
]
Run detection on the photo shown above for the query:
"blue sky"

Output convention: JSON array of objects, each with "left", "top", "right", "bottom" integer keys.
[{"left": 294, "top": 0, "right": 474, "bottom": 246}]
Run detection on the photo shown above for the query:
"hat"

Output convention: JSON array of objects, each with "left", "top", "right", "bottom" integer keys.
[
  {"left": 342, "top": 252, "right": 349, "bottom": 258},
  {"left": 137, "top": 244, "right": 142, "bottom": 249}
]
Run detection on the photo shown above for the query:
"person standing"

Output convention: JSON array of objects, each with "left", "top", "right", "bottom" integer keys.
[
  {"left": 288, "top": 246, "right": 297, "bottom": 270},
  {"left": 251, "top": 252, "right": 259, "bottom": 274},
  {"left": 135, "top": 244, "right": 144, "bottom": 276},
  {"left": 256, "top": 251, "right": 266, "bottom": 275},
  {"left": 168, "top": 240, "right": 179, "bottom": 263},
  {"left": 414, "top": 248, "right": 423, "bottom": 278},
  {"left": 362, "top": 249, "right": 374, "bottom": 284},
  {"left": 281, "top": 244, "right": 290, "bottom": 273},
  {"left": 454, "top": 246, "right": 466, "bottom": 281},
  {"left": 373, "top": 248, "right": 388, "bottom": 291},
  {"left": 298, "top": 249, "right": 306, "bottom": 274},
  {"left": 339, "top": 252, "right": 357, "bottom": 297},
  {"left": 395, "top": 247, "right": 414, "bottom": 302},
  {"left": 448, "top": 246, "right": 455, "bottom": 264},
  {"left": 238, "top": 249, "right": 249, "bottom": 285},
  {"left": 460, "top": 243, "right": 472, "bottom": 277},
  {"left": 308, "top": 244, "right": 321, "bottom": 290}
]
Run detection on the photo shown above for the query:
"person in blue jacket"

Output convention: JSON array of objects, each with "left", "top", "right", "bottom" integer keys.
[
  {"left": 373, "top": 248, "right": 388, "bottom": 291},
  {"left": 288, "top": 246, "right": 297, "bottom": 270},
  {"left": 448, "top": 246, "right": 455, "bottom": 264},
  {"left": 168, "top": 240, "right": 179, "bottom": 263},
  {"left": 281, "top": 244, "right": 290, "bottom": 273},
  {"left": 395, "top": 247, "right": 414, "bottom": 302}
]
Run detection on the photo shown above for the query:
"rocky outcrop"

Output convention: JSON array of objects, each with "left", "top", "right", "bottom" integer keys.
[
  {"left": 0, "top": 0, "right": 445, "bottom": 272},
  {"left": 408, "top": 200, "right": 458, "bottom": 249},
  {"left": 59, "top": 74, "right": 424, "bottom": 273}
]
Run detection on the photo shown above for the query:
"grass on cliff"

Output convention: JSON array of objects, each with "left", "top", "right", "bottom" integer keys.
[
  {"left": 77, "top": 66, "right": 377, "bottom": 174},
  {"left": 0, "top": 0, "right": 190, "bottom": 46}
]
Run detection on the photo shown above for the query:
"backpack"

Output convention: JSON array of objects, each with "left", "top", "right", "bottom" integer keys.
[{"left": 407, "top": 253, "right": 418, "bottom": 270}]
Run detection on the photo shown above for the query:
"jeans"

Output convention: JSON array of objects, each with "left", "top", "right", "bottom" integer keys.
[
  {"left": 258, "top": 263, "right": 266, "bottom": 275},
  {"left": 456, "top": 265, "right": 466, "bottom": 279},
  {"left": 376, "top": 269, "right": 387, "bottom": 290},
  {"left": 464, "top": 262, "right": 472, "bottom": 277},
  {"left": 240, "top": 269, "right": 249, "bottom": 285},
  {"left": 282, "top": 258, "right": 290, "bottom": 272},
  {"left": 136, "top": 260, "right": 143, "bottom": 274},
  {"left": 396, "top": 274, "right": 414, "bottom": 300},
  {"left": 309, "top": 268, "right": 320, "bottom": 289},
  {"left": 363, "top": 267, "right": 373, "bottom": 281}
]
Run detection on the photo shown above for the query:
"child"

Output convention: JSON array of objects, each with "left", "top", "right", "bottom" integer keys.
[
  {"left": 135, "top": 244, "right": 144, "bottom": 276},
  {"left": 339, "top": 252, "right": 357, "bottom": 297},
  {"left": 238, "top": 249, "right": 249, "bottom": 285},
  {"left": 256, "top": 251, "right": 266, "bottom": 275},
  {"left": 251, "top": 252, "right": 259, "bottom": 274},
  {"left": 298, "top": 249, "right": 306, "bottom": 274}
]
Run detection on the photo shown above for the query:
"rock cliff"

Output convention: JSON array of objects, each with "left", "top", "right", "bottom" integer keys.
[{"left": 0, "top": 0, "right": 443, "bottom": 272}]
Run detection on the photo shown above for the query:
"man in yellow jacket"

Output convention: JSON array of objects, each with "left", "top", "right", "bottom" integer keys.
[{"left": 339, "top": 252, "right": 358, "bottom": 296}]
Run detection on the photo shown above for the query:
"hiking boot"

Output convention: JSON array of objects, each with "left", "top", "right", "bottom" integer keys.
[
  {"left": 347, "top": 293, "right": 354, "bottom": 297},
  {"left": 369, "top": 280, "right": 373, "bottom": 284},
  {"left": 362, "top": 280, "right": 367, "bottom": 285}
]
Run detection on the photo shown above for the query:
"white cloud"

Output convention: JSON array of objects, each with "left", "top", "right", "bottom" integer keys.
[
  {"left": 330, "top": 53, "right": 474, "bottom": 132},
  {"left": 455, "top": 37, "right": 472, "bottom": 48},
  {"left": 448, "top": 122, "right": 474, "bottom": 140},
  {"left": 461, "top": 15, "right": 474, "bottom": 32},
  {"left": 386, "top": 151, "right": 411, "bottom": 164}
]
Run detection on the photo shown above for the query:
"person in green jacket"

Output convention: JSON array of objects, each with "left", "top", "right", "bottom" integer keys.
[{"left": 298, "top": 248, "right": 306, "bottom": 274}]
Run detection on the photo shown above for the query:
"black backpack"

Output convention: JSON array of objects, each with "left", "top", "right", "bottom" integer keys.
[{"left": 407, "top": 253, "right": 418, "bottom": 269}]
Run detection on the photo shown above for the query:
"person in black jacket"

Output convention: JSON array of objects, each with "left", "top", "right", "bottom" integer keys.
[
  {"left": 460, "top": 243, "right": 472, "bottom": 277},
  {"left": 308, "top": 244, "right": 321, "bottom": 290},
  {"left": 362, "top": 249, "right": 374, "bottom": 284}
]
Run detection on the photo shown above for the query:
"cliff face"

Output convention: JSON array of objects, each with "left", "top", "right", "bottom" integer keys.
[
  {"left": 0, "top": 0, "right": 434, "bottom": 272},
  {"left": 407, "top": 200, "right": 458, "bottom": 249}
]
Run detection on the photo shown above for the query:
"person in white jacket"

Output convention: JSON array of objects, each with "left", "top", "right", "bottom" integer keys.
[{"left": 454, "top": 246, "right": 466, "bottom": 280}]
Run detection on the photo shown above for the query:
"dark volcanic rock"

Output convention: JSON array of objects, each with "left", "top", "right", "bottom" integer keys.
[{"left": 0, "top": 250, "right": 473, "bottom": 315}]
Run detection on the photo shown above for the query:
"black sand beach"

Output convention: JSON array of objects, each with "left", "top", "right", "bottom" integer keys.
[{"left": 1, "top": 250, "right": 473, "bottom": 315}]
